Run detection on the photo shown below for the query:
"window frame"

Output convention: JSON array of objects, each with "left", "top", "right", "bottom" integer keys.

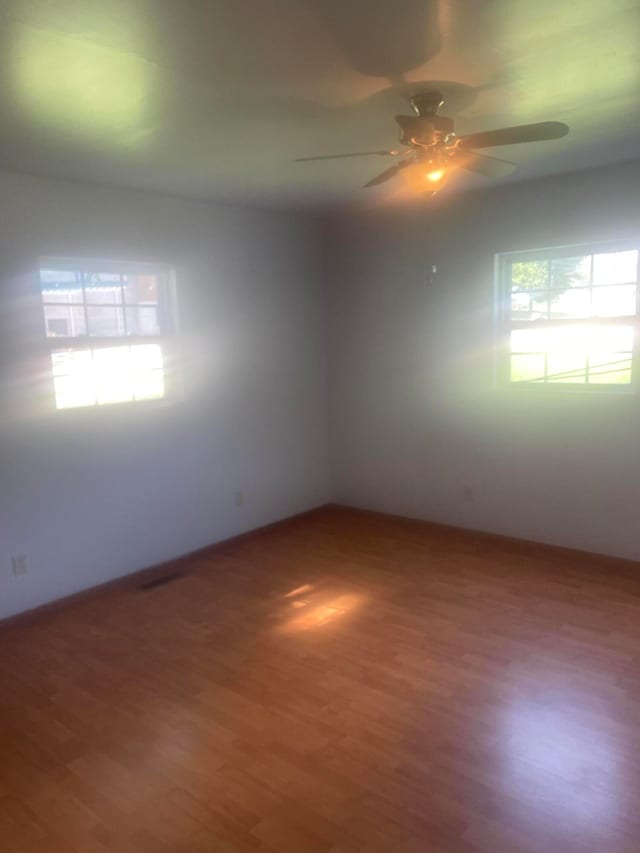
[
  {"left": 495, "top": 239, "right": 640, "bottom": 394},
  {"left": 38, "top": 256, "right": 179, "bottom": 412}
]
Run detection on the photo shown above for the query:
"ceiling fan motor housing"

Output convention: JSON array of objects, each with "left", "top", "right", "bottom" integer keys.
[
  {"left": 395, "top": 113, "right": 454, "bottom": 146},
  {"left": 410, "top": 91, "right": 444, "bottom": 116}
]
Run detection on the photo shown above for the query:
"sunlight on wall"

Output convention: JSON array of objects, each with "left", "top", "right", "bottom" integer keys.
[{"left": 9, "top": 22, "right": 151, "bottom": 141}]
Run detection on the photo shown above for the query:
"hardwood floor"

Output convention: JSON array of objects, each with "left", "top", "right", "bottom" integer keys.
[{"left": 2, "top": 506, "right": 640, "bottom": 852}]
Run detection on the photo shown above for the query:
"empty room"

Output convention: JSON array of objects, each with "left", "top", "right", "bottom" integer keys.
[{"left": 2, "top": 1, "right": 640, "bottom": 851}]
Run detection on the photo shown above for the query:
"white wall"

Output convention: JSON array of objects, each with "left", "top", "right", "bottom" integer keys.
[
  {"left": 5, "top": 159, "right": 640, "bottom": 622},
  {"left": 327, "top": 160, "right": 640, "bottom": 561},
  {"left": 0, "top": 170, "right": 329, "bottom": 619}
]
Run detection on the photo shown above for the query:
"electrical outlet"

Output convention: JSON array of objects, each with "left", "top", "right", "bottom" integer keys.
[
  {"left": 11, "top": 555, "right": 28, "bottom": 576},
  {"left": 235, "top": 491, "right": 245, "bottom": 508}
]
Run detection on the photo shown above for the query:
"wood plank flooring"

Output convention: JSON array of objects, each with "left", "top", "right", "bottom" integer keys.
[{"left": 2, "top": 505, "right": 640, "bottom": 851}]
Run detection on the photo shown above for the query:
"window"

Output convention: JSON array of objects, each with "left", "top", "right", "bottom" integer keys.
[
  {"left": 496, "top": 243, "right": 639, "bottom": 389},
  {"left": 39, "top": 260, "right": 176, "bottom": 410}
]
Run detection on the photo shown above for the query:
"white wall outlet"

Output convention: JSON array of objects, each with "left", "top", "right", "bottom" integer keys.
[
  {"left": 235, "top": 491, "right": 245, "bottom": 508},
  {"left": 11, "top": 555, "right": 28, "bottom": 576}
]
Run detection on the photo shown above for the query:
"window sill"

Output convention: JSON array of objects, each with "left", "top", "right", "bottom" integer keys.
[{"left": 498, "top": 382, "right": 636, "bottom": 397}]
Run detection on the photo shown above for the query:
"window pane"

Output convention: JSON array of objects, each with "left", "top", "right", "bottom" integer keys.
[
  {"left": 510, "top": 259, "right": 548, "bottom": 290},
  {"left": 86, "top": 272, "right": 122, "bottom": 285},
  {"left": 44, "top": 305, "right": 87, "bottom": 338},
  {"left": 546, "top": 353, "right": 587, "bottom": 383},
  {"left": 131, "top": 343, "right": 163, "bottom": 369},
  {"left": 50, "top": 345, "right": 167, "bottom": 409},
  {"left": 84, "top": 284, "right": 123, "bottom": 305},
  {"left": 41, "top": 290, "right": 83, "bottom": 305},
  {"left": 133, "top": 370, "right": 164, "bottom": 400},
  {"left": 54, "top": 375, "right": 97, "bottom": 409},
  {"left": 40, "top": 270, "right": 83, "bottom": 304},
  {"left": 51, "top": 348, "right": 93, "bottom": 377},
  {"left": 511, "top": 327, "right": 550, "bottom": 353},
  {"left": 510, "top": 325, "right": 633, "bottom": 386},
  {"left": 592, "top": 250, "right": 638, "bottom": 285},
  {"left": 511, "top": 291, "right": 548, "bottom": 320},
  {"left": 124, "top": 274, "right": 158, "bottom": 304},
  {"left": 588, "top": 354, "right": 633, "bottom": 385},
  {"left": 51, "top": 349, "right": 95, "bottom": 409},
  {"left": 589, "top": 325, "right": 634, "bottom": 352},
  {"left": 131, "top": 344, "right": 164, "bottom": 400},
  {"left": 44, "top": 305, "right": 87, "bottom": 337},
  {"left": 125, "top": 306, "right": 160, "bottom": 336},
  {"left": 550, "top": 256, "right": 591, "bottom": 289},
  {"left": 94, "top": 346, "right": 133, "bottom": 405},
  {"left": 41, "top": 269, "right": 80, "bottom": 285},
  {"left": 549, "top": 287, "right": 591, "bottom": 320},
  {"left": 510, "top": 354, "right": 545, "bottom": 383},
  {"left": 86, "top": 306, "right": 125, "bottom": 336},
  {"left": 591, "top": 284, "right": 636, "bottom": 317}
]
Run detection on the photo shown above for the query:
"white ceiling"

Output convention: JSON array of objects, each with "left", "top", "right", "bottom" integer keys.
[{"left": 1, "top": 0, "right": 639, "bottom": 207}]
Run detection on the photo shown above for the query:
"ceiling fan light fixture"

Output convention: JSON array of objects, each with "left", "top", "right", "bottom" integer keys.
[{"left": 400, "top": 161, "right": 448, "bottom": 194}]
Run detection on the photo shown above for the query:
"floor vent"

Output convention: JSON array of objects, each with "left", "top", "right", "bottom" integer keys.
[{"left": 137, "top": 571, "right": 184, "bottom": 591}]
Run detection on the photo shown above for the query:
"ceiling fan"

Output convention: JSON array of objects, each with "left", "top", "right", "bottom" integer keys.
[{"left": 295, "top": 91, "right": 569, "bottom": 193}]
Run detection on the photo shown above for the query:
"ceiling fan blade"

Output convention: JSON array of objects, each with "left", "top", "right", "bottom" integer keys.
[
  {"left": 457, "top": 121, "right": 569, "bottom": 150},
  {"left": 364, "top": 163, "right": 402, "bottom": 188},
  {"left": 294, "top": 149, "right": 398, "bottom": 162},
  {"left": 453, "top": 151, "right": 517, "bottom": 178}
]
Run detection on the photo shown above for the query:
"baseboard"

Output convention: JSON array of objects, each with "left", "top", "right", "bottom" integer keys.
[
  {"left": 0, "top": 504, "right": 331, "bottom": 632},
  {"left": 5, "top": 501, "right": 636, "bottom": 633},
  {"left": 326, "top": 502, "right": 640, "bottom": 572}
]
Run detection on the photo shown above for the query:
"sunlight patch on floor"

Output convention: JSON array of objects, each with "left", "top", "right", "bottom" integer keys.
[{"left": 277, "top": 593, "right": 366, "bottom": 633}]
